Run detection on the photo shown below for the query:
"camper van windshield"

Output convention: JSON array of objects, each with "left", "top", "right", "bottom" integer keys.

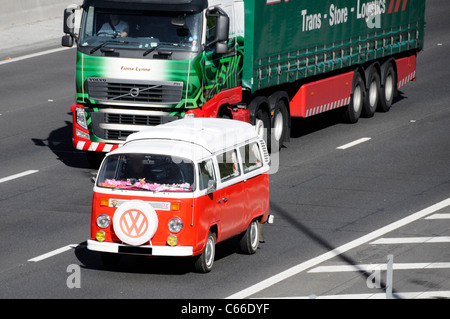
[
  {"left": 80, "top": 6, "right": 202, "bottom": 53},
  {"left": 97, "top": 153, "right": 195, "bottom": 192}
]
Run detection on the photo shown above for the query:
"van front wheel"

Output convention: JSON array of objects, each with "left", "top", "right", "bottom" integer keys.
[
  {"left": 239, "top": 220, "right": 260, "bottom": 254},
  {"left": 194, "top": 232, "right": 216, "bottom": 273}
]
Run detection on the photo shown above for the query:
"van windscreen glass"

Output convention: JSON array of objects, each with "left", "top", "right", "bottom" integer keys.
[{"left": 97, "top": 153, "right": 194, "bottom": 192}]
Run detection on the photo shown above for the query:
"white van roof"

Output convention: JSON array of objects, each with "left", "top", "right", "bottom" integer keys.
[{"left": 124, "top": 118, "right": 260, "bottom": 154}]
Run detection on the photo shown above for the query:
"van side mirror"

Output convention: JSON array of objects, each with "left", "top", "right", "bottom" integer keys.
[{"left": 207, "top": 180, "right": 216, "bottom": 194}]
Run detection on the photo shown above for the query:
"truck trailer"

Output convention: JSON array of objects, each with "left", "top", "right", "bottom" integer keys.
[{"left": 63, "top": 0, "right": 425, "bottom": 163}]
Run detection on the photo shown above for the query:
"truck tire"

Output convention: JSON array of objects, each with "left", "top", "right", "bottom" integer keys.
[
  {"left": 379, "top": 63, "right": 397, "bottom": 112},
  {"left": 255, "top": 108, "right": 271, "bottom": 151},
  {"left": 344, "top": 72, "right": 364, "bottom": 123},
  {"left": 194, "top": 232, "right": 216, "bottom": 273},
  {"left": 272, "top": 99, "right": 288, "bottom": 151},
  {"left": 239, "top": 220, "right": 260, "bottom": 254},
  {"left": 248, "top": 96, "right": 271, "bottom": 151},
  {"left": 362, "top": 68, "right": 381, "bottom": 118}
]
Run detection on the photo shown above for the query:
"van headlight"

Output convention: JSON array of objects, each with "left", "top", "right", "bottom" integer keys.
[
  {"left": 168, "top": 218, "right": 183, "bottom": 233},
  {"left": 96, "top": 214, "right": 111, "bottom": 228}
]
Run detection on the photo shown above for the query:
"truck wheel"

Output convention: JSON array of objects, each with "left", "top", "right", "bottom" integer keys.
[
  {"left": 362, "top": 68, "right": 380, "bottom": 118},
  {"left": 344, "top": 72, "right": 364, "bottom": 123},
  {"left": 194, "top": 232, "right": 216, "bottom": 273},
  {"left": 379, "top": 64, "right": 397, "bottom": 112},
  {"left": 255, "top": 109, "right": 271, "bottom": 151},
  {"left": 239, "top": 220, "right": 260, "bottom": 254},
  {"left": 272, "top": 100, "right": 288, "bottom": 150}
]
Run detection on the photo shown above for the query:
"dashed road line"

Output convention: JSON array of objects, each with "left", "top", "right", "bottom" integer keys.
[
  {"left": 28, "top": 245, "right": 78, "bottom": 263},
  {"left": 0, "top": 170, "right": 39, "bottom": 184},
  {"left": 337, "top": 137, "right": 371, "bottom": 150}
]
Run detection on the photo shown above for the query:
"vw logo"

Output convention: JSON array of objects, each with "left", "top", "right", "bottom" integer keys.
[
  {"left": 119, "top": 209, "right": 148, "bottom": 238},
  {"left": 130, "top": 87, "right": 140, "bottom": 97}
]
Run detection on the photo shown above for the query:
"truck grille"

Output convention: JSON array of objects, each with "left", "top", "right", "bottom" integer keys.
[
  {"left": 105, "top": 113, "right": 162, "bottom": 126},
  {"left": 86, "top": 78, "right": 183, "bottom": 105}
]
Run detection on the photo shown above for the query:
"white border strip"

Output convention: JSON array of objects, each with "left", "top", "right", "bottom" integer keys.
[
  {"left": 337, "top": 137, "right": 371, "bottom": 150},
  {"left": 0, "top": 170, "right": 39, "bottom": 184},
  {"left": 309, "top": 262, "right": 450, "bottom": 273},
  {"left": 426, "top": 213, "right": 450, "bottom": 219},
  {"left": 370, "top": 236, "right": 450, "bottom": 244},
  {"left": 272, "top": 291, "right": 450, "bottom": 299},
  {"left": 226, "top": 198, "right": 450, "bottom": 299}
]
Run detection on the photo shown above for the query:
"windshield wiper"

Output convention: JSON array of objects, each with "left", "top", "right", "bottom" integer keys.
[
  {"left": 90, "top": 40, "right": 132, "bottom": 54},
  {"left": 143, "top": 42, "right": 188, "bottom": 56}
]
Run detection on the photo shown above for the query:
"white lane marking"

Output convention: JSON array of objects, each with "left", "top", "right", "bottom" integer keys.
[
  {"left": 226, "top": 197, "right": 450, "bottom": 299},
  {"left": 0, "top": 47, "right": 73, "bottom": 65},
  {"left": 28, "top": 244, "right": 78, "bottom": 262},
  {"left": 426, "top": 213, "right": 450, "bottom": 219},
  {"left": 337, "top": 137, "right": 371, "bottom": 150},
  {"left": 370, "top": 236, "right": 450, "bottom": 244},
  {"left": 0, "top": 170, "right": 39, "bottom": 184},
  {"left": 271, "top": 291, "right": 450, "bottom": 299},
  {"left": 308, "top": 262, "right": 450, "bottom": 273}
]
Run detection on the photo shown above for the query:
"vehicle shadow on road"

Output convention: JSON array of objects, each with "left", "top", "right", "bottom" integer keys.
[
  {"left": 73, "top": 239, "right": 241, "bottom": 275},
  {"left": 31, "top": 118, "right": 91, "bottom": 169}
]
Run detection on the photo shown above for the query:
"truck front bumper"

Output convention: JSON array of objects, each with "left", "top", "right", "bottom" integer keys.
[{"left": 87, "top": 239, "right": 193, "bottom": 257}]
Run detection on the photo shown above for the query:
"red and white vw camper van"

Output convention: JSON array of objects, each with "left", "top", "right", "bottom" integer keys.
[{"left": 87, "top": 118, "right": 270, "bottom": 272}]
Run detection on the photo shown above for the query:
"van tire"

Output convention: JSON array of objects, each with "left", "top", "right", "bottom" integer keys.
[
  {"left": 239, "top": 220, "right": 260, "bottom": 254},
  {"left": 194, "top": 232, "right": 216, "bottom": 273}
]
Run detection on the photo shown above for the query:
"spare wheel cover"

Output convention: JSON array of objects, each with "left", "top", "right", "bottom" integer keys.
[{"left": 113, "top": 201, "right": 158, "bottom": 246}]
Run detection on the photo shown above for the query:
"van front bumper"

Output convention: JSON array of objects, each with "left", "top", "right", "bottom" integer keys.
[{"left": 87, "top": 239, "right": 193, "bottom": 257}]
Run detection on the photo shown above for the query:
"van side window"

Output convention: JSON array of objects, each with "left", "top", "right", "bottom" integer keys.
[
  {"left": 217, "top": 149, "right": 240, "bottom": 182},
  {"left": 198, "top": 159, "right": 216, "bottom": 191},
  {"left": 239, "top": 142, "right": 263, "bottom": 174}
]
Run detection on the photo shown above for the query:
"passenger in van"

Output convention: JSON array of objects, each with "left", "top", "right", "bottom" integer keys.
[{"left": 98, "top": 14, "right": 129, "bottom": 38}]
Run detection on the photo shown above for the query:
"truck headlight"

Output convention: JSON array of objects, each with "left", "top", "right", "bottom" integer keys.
[
  {"left": 96, "top": 214, "right": 111, "bottom": 228},
  {"left": 76, "top": 106, "right": 88, "bottom": 130},
  {"left": 168, "top": 218, "right": 183, "bottom": 233}
]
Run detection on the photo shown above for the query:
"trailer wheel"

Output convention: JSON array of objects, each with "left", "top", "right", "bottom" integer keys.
[
  {"left": 379, "top": 64, "right": 397, "bottom": 112},
  {"left": 194, "top": 232, "right": 216, "bottom": 273},
  {"left": 239, "top": 220, "right": 260, "bottom": 254},
  {"left": 362, "top": 68, "right": 381, "bottom": 118},
  {"left": 344, "top": 72, "right": 364, "bottom": 123}
]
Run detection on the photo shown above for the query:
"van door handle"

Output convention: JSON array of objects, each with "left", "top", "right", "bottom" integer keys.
[{"left": 217, "top": 197, "right": 228, "bottom": 204}]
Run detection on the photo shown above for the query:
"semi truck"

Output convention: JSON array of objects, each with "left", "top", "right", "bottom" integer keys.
[{"left": 62, "top": 0, "right": 425, "bottom": 164}]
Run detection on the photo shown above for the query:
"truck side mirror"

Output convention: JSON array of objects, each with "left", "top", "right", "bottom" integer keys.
[
  {"left": 206, "top": 7, "right": 230, "bottom": 54},
  {"left": 62, "top": 5, "right": 80, "bottom": 47},
  {"left": 215, "top": 14, "right": 229, "bottom": 43},
  {"left": 62, "top": 35, "right": 73, "bottom": 47},
  {"left": 63, "top": 7, "right": 75, "bottom": 36}
]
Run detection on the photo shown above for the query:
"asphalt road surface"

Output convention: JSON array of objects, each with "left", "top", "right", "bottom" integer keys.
[{"left": 0, "top": 0, "right": 449, "bottom": 307}]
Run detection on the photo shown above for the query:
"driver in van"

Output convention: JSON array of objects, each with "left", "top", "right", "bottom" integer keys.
[{"left": 98, "top": 14, "right": 129, "bottom": 38}]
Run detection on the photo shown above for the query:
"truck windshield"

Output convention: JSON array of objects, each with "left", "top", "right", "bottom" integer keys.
[
  {"left": 80, "top": 6, "right": 202, "bottom": 54},
  {"left": 97, "top": 153, "right": 195, "bottom": 192}
]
